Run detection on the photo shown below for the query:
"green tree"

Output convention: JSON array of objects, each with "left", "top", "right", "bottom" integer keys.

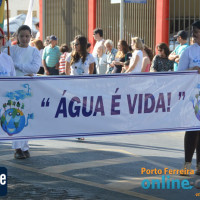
[
  {"left": 21, "top": 103, "right": 24, "bottom": 110},
  {"left": 7, "top": 100, "right": 12, "bottom": 108},
  {"left": 3, "top": 103, "right": 7, "bottom": 110},
  {"left": 16, "top": 102, "right": 20, "bottom": 109}
]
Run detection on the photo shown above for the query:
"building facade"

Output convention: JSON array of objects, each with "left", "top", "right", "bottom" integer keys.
[
  {"left": 39, "top": 0, "right": 200, "bottom": 52},
  {"left": 6, "top": 0, "right": 39, "bottom": 18}
]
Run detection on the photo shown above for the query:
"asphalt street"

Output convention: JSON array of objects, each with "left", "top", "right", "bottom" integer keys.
[{"left": 0, "top": 132, "right": 200, "bottom": 200}]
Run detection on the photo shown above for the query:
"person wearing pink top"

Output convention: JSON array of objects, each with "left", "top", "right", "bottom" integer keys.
[
  {"left": 59, "top": 44, "right": 69, "bottom": 75},
  {"left": 141, "top": 45, "right": 154, "bottom": 72}
]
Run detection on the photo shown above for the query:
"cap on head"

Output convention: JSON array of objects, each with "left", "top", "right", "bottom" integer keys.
[
  {"left": 192, "top": 20, "right": 200, "bottom": 29},
  {"left": 50, "top": 35, "right": 57, "bottom": 41},
  {"left": 174, "top": 30, "right": 188, "bottom": 40}
]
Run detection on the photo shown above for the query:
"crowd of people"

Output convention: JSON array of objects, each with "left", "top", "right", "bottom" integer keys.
[
  {"left": 5, "top": 25, "right": 191, "bottom": 77},
  {"left": 1, "top": 20, "right": 200, "bottom": 177}
]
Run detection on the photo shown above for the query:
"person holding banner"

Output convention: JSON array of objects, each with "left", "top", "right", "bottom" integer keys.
[
  {"left": 0, "top": 27, "right": 16, "bottom": 76},
  {"left": 4, "top": 25, "right": 41, "bottom": 76},
  {"left": 178, "top": 20, "right": 200, "bottom": 175},
  {"left": 4, "top": 25, "right": 41, "bottom": 159}
]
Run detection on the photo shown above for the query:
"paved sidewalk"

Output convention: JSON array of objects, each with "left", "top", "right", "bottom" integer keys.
[{"left": 0, "top": 132, "right": 200, "bottom": 200}]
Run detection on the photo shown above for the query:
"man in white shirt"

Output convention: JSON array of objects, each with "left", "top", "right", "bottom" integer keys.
[
  {"left": 35, "top": 22, "right": 40, "bottom": 40},
  {"left": 92, "top": 28, "right": 104, "bottom": 74}
]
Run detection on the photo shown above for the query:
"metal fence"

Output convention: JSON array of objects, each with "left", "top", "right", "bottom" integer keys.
[
  {"left": 43, "top": 0, "right": 156, "bottom": 51},
  {"left": 96, "top": 0, "right": 156, "bottom": 51},
  {"left": 169, "top": 0, "right": 200, "bottom": 50},
  {"left": 43, "top": 0, "right": 88, "bottom": 47}
]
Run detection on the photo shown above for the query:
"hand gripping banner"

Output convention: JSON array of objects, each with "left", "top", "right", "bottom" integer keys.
[{"left": 0, "top": 71, "right": 199, "bottom": 141}]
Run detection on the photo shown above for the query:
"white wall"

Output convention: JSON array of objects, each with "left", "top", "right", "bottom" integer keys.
[{"left": 9, "top": 0, "right": 39, "bottom": 18}]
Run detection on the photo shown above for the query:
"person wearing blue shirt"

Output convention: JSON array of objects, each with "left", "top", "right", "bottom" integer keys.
[
  {"left": 169, "top": 30, "right": 189, "bottom": 71},
  {"left": 178, "top": 21, "right": 200, "bottom": 175}
]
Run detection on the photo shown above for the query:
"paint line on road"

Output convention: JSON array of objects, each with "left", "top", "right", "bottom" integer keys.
[
  {"left": 98, "top": 148, "right": 180, "bottom": 171},
  {"left": 2, "top": 160, "right": 164, "bottom": 200},
  {"left": 42, "top": 156, "right": 141, "bottom": 173},
  {"left": 0, "top": 148, "right": 92, "bottom": 161}
]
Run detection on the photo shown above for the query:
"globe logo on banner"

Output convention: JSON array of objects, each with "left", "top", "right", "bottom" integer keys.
[
  {"left": 0, "top": 84, "right": 34, "bottom": 136},
  {"left": 190, "top": 84, "right": 200, "bottom": 121},
  {"left": 0, "top": 167, "right": 7, "bottom": 196}
]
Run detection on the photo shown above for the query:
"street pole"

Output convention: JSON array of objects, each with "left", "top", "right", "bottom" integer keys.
[{"left": 120, "top": 0, "right": 124, "bottom": 40}]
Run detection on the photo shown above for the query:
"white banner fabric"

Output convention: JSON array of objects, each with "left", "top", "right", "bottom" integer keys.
[{"left": 0, "top": 71, "right": 199, "bottom": 141}]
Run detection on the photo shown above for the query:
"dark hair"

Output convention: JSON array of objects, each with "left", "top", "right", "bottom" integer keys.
[
  {"left": 87, "top": 42, "right": 91, "bottom": 49},
  {"left": 157, "top": 43, "right": 170, "bottom": 57},
  {"left": 17, "top": 25, "right": 31, "bottom": 44},
  {"left": 115, "top": 40, "right": 129, "bottom": 59},
  {"left": 70, "top": 35, "right": 88, "bottom": 65},
  {"left": 119, "top": 40, "right": 129, "bottom": 54},
  {"left": 93, "top": 28, "right": 103, "bottom": 37},
  {"left": 144, "top": 45, "right": 154, "bottom": 61},
  {"left": 128, "top": 45, "right": 133, "bottom": 52},
  {"left": 59, "top": 44, "right": 69, "bottom": 53},
  {"left": 17, "top": 25, "right": 31, "bottom": 35},
  {"left": 35, "top": 22, "right": 39, "bottom": 27}
]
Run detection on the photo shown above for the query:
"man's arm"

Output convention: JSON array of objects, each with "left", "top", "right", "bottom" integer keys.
[
  {"left": 168, "top": 51, "right": 179, "bottom": 61},
  {"left": 65, "top": 62, "right": 71, "bottom": 75},
  {"left": 42, "top": 59, "right": 50, "bottom": 75}
]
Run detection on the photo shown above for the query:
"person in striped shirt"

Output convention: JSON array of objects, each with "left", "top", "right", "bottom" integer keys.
[{"left": 59, "top": 44, "right": 69, "bottom": 75}]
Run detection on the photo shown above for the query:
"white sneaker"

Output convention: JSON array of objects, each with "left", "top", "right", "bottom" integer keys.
[
  {"left": 180, "top": 162, "right": 192, "bottom": 176},
  {"left": 195, "top": 163, "right": 200, "bottom": 175}
]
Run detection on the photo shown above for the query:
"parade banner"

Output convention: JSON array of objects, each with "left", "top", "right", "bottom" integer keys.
[{"left": 0, "top": 71, "right": 199, "bottom": 141}]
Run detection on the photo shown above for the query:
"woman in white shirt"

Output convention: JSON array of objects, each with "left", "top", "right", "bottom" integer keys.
[
  {"left": 65, "top": 35, "right": 95, "bottom": 75},
  {"left": 125, "top": 37, "right": 143, "bottom": 73},
  {"left": 65, "top": 35, "right": 95, "bottom": 140},
  {"left": 4, "top": 25, "right": 41, "bottom": 159}
]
